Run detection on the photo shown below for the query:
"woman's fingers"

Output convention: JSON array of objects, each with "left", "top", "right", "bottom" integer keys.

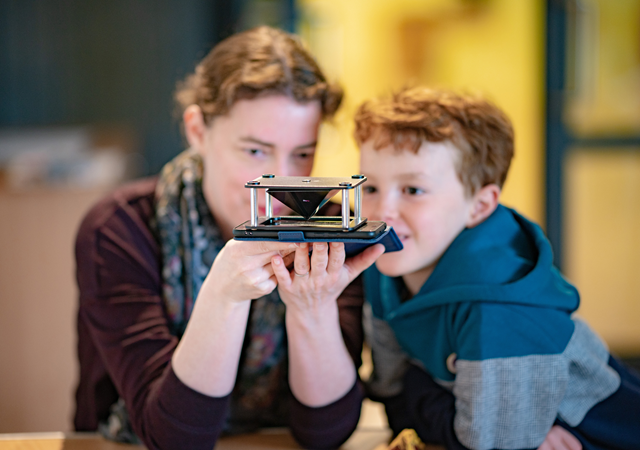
[
  {"left": 326, "top": 242, "right": 346, "bottom": 274},
  {"left": 253, "top": 251, "right": 294, "bottom": 279},
  {"left": 309, "top": 242, "right": 329, "bottom": 276},
  {"left": 281, "top": 250, "right": 296, "bottom": 269},
  {"left": 238, "top": 253, "right": 296, "bottom": 298},
  {"left": 230, "top": 240, "right": 299, "bottom": 263},
  {"left": 293, "top": 243, "right": 311, "bottom": 276},
  {"left": 252, "top": 240, "right": 299, "bottom": 255},
  {"left": 272, "top": 255, "right": 293, "bottom": 288},
  {"left": 255, "top": 274, "right": 278, "bottom": 296},
  {"left": 257, "top": 242, "right": 383, "bottom": 299}
]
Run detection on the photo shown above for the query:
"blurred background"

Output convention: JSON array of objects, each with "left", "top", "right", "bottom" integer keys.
[{"left": 1, "top": 0, "right": 639, "bottom": 433}]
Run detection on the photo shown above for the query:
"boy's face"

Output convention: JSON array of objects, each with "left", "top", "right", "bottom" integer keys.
[{"left": 360, "top": 139, "right": 475, "bottom": 294}]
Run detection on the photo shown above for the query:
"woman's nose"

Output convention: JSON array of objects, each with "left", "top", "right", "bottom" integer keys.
[
  {"left": 266, "top": 158, "right": 292, "bottom": 177},
  {"left": 273, "top": 155, "right": 313, "bottom": 177}
]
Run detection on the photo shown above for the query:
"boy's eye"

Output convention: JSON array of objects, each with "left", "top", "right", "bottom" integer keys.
[
  {"left": 403, "top": 186, "right": 425, "bottom": 195},
  {"left": 363, "top": 186, "right": 377, "bottom": 194}
]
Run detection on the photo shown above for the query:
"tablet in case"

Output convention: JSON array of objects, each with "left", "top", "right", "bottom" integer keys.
[{"left": 232, "top": 174, "right": 403, "bottom": 256}]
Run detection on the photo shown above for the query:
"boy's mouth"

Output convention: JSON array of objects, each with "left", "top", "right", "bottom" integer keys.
[{"left": 396, "top": 233, "right": 410, "bottom": 243}]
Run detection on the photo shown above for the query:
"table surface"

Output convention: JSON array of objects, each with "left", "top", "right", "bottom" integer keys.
[{"left": 0, "top": 428, "right": 397, "bottom": 450}]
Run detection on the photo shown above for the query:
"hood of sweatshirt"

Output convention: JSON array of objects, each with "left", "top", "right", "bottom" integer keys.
[{"left": 367, "top": 205, "right": 579, "bottom": 322}]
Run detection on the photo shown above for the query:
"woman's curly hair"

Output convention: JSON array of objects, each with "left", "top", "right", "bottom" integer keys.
[{"left": 175, "top": 26, "right": 343, "bottom": 124}]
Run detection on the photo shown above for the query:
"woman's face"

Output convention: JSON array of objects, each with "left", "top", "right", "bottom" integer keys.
[{"left": 186, "top": 95, "right": 322, "bottom": 240}]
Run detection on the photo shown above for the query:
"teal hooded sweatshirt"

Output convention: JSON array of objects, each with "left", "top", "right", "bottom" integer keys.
[{"left": 364, "top": 205, "right": 620, "bottom": 450}]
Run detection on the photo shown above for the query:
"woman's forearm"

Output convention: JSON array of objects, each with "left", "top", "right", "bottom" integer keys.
[
  {"left": 171, "top": 286, "right": 251, "bottom": 397},
  {"left": 286, "top": 301, "right": 357, "bottom": 407},
  {"left": 172, "top": 239, "right": 296, "bottom": 397}
]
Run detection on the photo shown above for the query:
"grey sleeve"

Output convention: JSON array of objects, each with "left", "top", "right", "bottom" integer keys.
[
  {"left": 453, "top": 354, "right": 567, "bottom": 450},
  {"left": 362, "top": 302, "right": 411, "bottom": 398},
  {"left": 452, "top": 318, "right": 620, "bottom": 450}
]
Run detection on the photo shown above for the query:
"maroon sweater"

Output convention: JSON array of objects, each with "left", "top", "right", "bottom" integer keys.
[{"left": 74, "top": 178, "right": 365, "bottom": 450}]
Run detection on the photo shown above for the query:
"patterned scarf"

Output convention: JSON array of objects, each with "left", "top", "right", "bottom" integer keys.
[
  {"left": 154, "top": 149, "right": 221, "bottom": 336},
  {"left": 101, "top": 150, "right": 290, "bottom": 442}
]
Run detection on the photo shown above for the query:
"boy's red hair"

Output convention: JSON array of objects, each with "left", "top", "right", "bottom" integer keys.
[{"left": 354, "top": 87, "right": 514, "bottom": 196}]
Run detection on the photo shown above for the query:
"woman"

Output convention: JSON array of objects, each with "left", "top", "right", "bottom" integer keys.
[{"left": 74, "top": 26, "right": 384, "bottom": 450}]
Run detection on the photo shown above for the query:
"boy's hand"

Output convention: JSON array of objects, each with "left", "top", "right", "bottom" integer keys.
[{"left": 537, "top": 426, "right": 581, "bottom": 450}]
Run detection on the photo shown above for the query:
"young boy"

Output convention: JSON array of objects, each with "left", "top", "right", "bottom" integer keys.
[{"left": 355, "top": 87, "right": 640, "bottom": 450}]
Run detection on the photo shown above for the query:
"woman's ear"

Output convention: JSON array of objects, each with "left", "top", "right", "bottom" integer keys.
[
  {"left": 183, "top": 105, "right": 207, "bottom": 154},
  {"left": 467, "top": 184, "right": 501, "bottom": 228}
]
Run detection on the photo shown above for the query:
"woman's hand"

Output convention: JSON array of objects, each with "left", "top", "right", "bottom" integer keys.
[
  {"left": 270, "top": 242, "right": 384, "bottom": 406},
  {"left": 172, "top": 239, "right": 297, "bottom": 397},
  {"left": 271, "top": 242, "right": 384, "bottom": 315},
  {"left": 204, "top": 239, "right": 299, "bottom": 304},
  {"left": 538, "top": 426, "right": 582, "bottom": 450}
]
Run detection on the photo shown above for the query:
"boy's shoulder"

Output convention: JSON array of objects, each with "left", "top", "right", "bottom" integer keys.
[{"left": 452, "top": 301, "right": 575, "bottom": 361}]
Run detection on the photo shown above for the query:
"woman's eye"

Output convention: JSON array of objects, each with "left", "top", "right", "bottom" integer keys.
[
  {"left": 244, "top": 148, "right": 267, "bottom": 158},
  {"left": 294, "top": 150, "right": 315, "bottom": 161},
  {"left": 403, "top": 186, "right": 425, "bottom": 195}
]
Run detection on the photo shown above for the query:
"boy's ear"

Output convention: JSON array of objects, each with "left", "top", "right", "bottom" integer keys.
[
  {"left": 183, "top": 105, "right": 207, "bottom": 154},
  {"left": 467, "top": 184, "right": 501, "bottom": 228}
]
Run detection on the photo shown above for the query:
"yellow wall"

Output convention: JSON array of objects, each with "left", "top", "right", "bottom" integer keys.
[
  {"left": 565, "top": 149, "right": 640, "bottom": 355},
  {"left": 560, "top": 1, "right": 640, "bottom": 355},
  {"left": 565, "top": 0, "right": 640, "bottom": 135},
  {"left": 299, "top": 0, "right": 545, "bottom": 223}
]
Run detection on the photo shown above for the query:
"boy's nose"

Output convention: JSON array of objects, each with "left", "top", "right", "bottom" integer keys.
[{"left": 373, "top": 195, "right": 399, "bottom": 222}]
